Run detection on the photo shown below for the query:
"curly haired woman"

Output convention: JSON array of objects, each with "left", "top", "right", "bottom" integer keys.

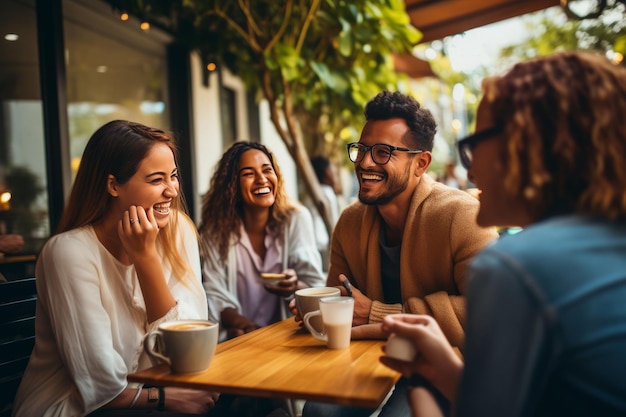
[
  {"left": 381, "top": 51, "right": 626, "bottom": 417},
  {"left": 199, "top": 141, "right": 324, "bottom": 341}
]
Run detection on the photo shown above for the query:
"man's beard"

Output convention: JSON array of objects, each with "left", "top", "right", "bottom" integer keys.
[{"left": 357, "top": 166, "right": 410, "bottom": 206}]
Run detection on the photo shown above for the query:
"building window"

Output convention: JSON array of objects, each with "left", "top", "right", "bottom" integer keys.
[
  {"left": 0, "top": 0, "right": 48, "bottom": 252},
  {"left": 63, "top": 0, "right": 171, "bottom": 180},
  {"left": 220, "top": 86, "right": 237, "bottom": 148}
]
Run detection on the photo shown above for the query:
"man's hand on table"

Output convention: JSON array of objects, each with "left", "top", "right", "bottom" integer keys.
[
  {"left": 350, "top": 323, "right": 385, "bottom": 339},
  {"left": 337, "top": 274, "right": 372, "bottom": 326}
]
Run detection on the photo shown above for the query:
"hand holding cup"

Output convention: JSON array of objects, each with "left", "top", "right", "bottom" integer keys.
[
  {"left": 379, "top": 314, "right": 463, "bottom": 402},
  {"left": 385, "top": 333, "right": 417, "bottom": 362},
  {"left": 262, "top": 269, "right": 298, "bottom": 297}
]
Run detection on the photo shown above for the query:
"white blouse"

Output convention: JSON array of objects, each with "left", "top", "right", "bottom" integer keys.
[{"left": 12, "top": 212, "right": 207, "bottom": 417}]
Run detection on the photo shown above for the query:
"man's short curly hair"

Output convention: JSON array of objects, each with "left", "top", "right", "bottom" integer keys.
[{"left": 364, "top": 90, "right": 437, "bottom": 151}]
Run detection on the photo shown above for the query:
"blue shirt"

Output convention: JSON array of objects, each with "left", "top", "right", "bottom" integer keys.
[{"left": 459, "top": 215, "right": 626, "bottom": 417}]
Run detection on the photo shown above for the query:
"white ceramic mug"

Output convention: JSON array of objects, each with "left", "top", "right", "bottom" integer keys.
[
  {"left": 295, "top": 287, "right": 341, "bottom": 333},
  {"left": 144, "top": 319, "right": 218, "bottom": 374},
  {"left": 303, "top": 296, "right": 354, "bottom": 349}
]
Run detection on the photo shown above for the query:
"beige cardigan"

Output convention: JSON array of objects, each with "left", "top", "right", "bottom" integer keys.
[{"left": 327, "top": 175, "right": 498, "bottom": 351}]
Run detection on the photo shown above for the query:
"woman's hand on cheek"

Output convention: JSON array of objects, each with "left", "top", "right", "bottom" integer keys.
[{"left": 118, "top": 206, "right": 160, "bottom": 260}]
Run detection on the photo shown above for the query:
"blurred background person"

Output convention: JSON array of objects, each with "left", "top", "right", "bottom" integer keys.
[
  {"left": 199, "top": 141, "right": 324, "bottom": 341},
  {"left": 306, "top": 155, "right": 340, "bottom": 271},
  {"left": 441, "top": 159, "right": 466, "bottom": 190},
  {"left": 381, "top": 50, "right": 626, "bottom": 417},
  {"left": 0, "top": 233, "right": 24, "bottom": 255}
]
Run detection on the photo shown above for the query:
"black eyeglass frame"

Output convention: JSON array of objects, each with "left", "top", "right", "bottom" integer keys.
[
  {"left": 346, "top": 142, "right": 424, "bottom": 165},
  {"left": 457, "top": 127, "right": 502, "bottom": 170}
]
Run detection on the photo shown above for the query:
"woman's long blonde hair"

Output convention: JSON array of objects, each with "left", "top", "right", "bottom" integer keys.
[
  {"left": 198, "top": 141, "right": 294, "bottom": 263},
  {"left": 482, "top": 51, "right": 626, "bottom": 221},
  {"left": 57, "top": 120, "right": 194, "bottom": 280}
]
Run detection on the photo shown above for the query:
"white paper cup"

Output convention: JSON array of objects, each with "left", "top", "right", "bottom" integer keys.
[{"left": 385, "top": 333, "right": 417, "bottom": 362}]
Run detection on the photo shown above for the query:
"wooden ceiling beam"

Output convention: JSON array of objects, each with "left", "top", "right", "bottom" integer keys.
[{"left": 405, "top": 0, "right": 560, "bottom": 43}]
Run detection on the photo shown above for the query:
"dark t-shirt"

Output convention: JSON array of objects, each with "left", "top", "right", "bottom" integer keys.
[{"left": 379, "top": 227, "right": 402, "bottom": 304}]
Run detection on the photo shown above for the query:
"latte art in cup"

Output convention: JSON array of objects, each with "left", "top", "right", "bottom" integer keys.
[
  {"left": 165, "top": 323, "right": 211, "bottom": 331},
  {"left": 144, "top": 320, "right": 218, "bottom": 374}
]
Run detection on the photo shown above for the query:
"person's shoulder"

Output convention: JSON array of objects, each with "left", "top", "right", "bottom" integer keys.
[
  {"left": 416, "top": 182, "right": 482, "bottom": 223},
  {"left": 478, "top": 217, "right": 581, "bottom": 270},
  {"left": 341, "top": 198, "right": 365, "bottom": 214},
  {"left": 282, "top": 201, "right": 315, "bottom": 228},
  {"left": 287, "top": 201, "right": 310, "bottom": 218},
  {"left": 46, "top": 227, "right": 94, "bottom": 246},
  {"left": 289, "top": 200, "right": 306, "bottom": 212},
  {"left": 427, "top": 181, "right": 480, "bottom": 207},
  {"left": 334, "top": 199, "right": 370, "bottom": 232},
  {"left": 494, "top": 215, "right": 614, "bottom": 252},
  {"left": 40, "top": 227, "right": 96, "bottom": 260},
  {"left": 473, "top": 216, "right": 624, "bottom": 300}
]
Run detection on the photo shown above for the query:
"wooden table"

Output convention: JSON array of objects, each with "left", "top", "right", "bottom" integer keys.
[
  {"left": 0, "top": 254, "right": 36, "bottom": 264},
  {"left": 129, "top": 318, "right": 401, "bottom": 408}
]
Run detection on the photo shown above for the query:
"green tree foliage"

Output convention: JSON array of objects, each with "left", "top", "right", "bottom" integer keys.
[
  {"left": 438, "top": 2, "right": 624, "bottom": 151},
  {"left": 105, "top": 0, "right": 421, "bottom": 230},
  {"left": 499, "top": 1, "right": 625, "bottom": 65}
]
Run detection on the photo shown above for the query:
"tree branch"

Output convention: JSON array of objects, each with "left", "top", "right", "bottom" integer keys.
[
  {"left": 261, "top": 68, "right": 294, "bottom": 148},
  {"left": 281, "top": 76, "right": 298, "bottom": 150},
  {"left": 209, "top": 7, "right": 263, "bottom": 52},
  {"left": 296, "top": 0, "right": 321, "bottom": 53},
  {"left": 265, "top": 0, "right": 293, "bottom": 52},
  {"left": 280, "top": 76, "right": 333, "bottom": 232},
  {"left": 238, "top": 0, "right": 263, "bottom": 36}
]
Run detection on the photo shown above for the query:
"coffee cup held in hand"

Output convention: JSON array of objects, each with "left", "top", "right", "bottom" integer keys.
[
  {"left": 295, "top": 287, "right": 341, "bottom": 333},
  {"left": 303, "top": 296, "right": 354, "bottom": 349},
  {"left": 144, "top": 320, "right": 218, "bottom": 374},
  {"left": 385, "top": 333, "right": 417, "bottom": 362}
]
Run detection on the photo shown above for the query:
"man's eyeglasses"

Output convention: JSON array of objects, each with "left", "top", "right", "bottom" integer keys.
[
  {"left": 457, "top": 127, "right": 501, "bottom": 170},
  {"left": 346, "top": 142, "right": 424, "bottom": 165}
]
